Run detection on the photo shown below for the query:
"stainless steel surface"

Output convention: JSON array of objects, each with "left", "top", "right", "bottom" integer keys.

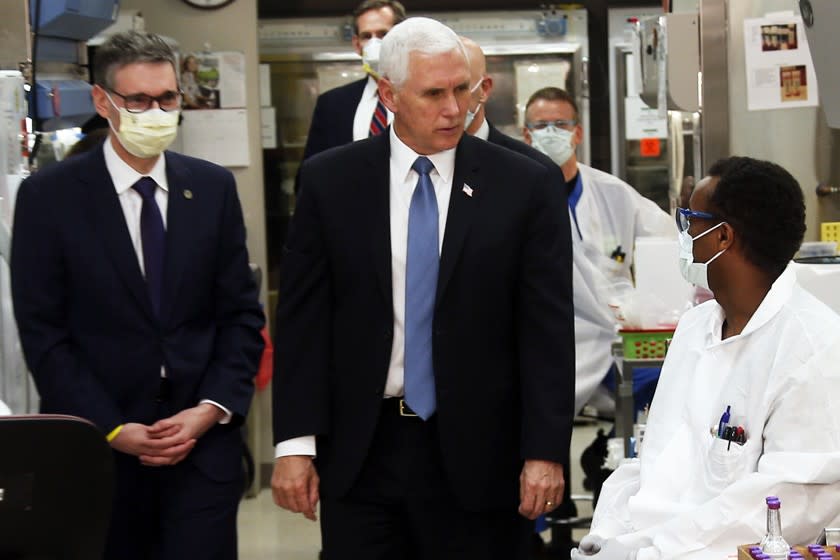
[
  {"left": 639, "top": 14, "right": 700, "bottom": 112},
  {"left": 0, "top": 0, "right": 31, "bottom": 71},
  {"left": 699, "top": 0, "right": 729, "bottom": 173},
  {"left": 800, "top": 0, "right": 840, "bottom": 128}
]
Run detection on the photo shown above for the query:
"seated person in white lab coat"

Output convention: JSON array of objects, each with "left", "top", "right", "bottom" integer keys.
[
  {"left": 522, "top": 87, "right": 675, "bottom": 413},
  {"left": 574, "top": 156, "right": 840, "bottom": 560}
]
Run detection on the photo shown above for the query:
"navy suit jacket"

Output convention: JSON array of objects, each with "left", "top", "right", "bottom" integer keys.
[
  {"left": 10, "top": 145, "right": 265, "bottom": 481},
  {"left": 274, "top": 130, "right": 576, "bottom": 511},
  {"left": 302, "top": 77, "right": 368, "bottom": 162}
]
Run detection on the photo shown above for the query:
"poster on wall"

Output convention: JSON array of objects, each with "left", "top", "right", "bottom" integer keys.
[
  {"left": 180, "top": 51, "right": 247, "bottom": 110},
  {"left": 743, "top": 13, "right": 819, "bottom": 111}
]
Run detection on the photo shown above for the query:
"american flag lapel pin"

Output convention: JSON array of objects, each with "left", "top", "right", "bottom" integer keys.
[{"left": 462, "top": 183, "right": 473, "bottom": 198}]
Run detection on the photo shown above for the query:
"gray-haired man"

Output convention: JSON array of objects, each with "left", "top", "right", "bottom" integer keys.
[{"left": 272, "top": 17, "right": 575, "bottom": 560}]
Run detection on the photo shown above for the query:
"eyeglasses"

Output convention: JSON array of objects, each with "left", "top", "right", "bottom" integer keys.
[
  {"left": 108, "top": 89, "right": 183, "bottom": 113},
  {"left": 676, "top": 207, "right": 718, "bottom": 233},
  {"left": 525, "top": 119, "right": 577, "bottom": 131}
]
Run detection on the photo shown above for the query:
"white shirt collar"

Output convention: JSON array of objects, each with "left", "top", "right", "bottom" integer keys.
[
  {"left": 474, "top": 117, "right": 490, "bottom": 141},
  {"left": 388, "top": 126, "right": 456, "bottom": 186},
  {"left": 363, "top": 75, "right": 379, "bottom": 101},
  {"left": 706, "top": 264, "right": 797, "bottom": 346},
  {"left": 103, "top": 135, "right": 169, "bottom": 195}
]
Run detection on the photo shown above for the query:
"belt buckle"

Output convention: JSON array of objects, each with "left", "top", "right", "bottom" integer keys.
[{"left": 399, "top": 399, "right": 418, "bottom": 417}]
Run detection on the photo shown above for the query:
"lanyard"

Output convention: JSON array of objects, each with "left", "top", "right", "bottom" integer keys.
[{"left": 568, "top": 173, "right": 583, "bottom": 240}]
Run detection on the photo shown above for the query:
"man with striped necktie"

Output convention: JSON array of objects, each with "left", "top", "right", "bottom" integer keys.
[{"left": 297, "top": 0, "right": 406, "bottom": 194}]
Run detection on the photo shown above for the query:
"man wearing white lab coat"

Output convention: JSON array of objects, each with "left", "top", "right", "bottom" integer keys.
[
  {"left": 574, "top": 156, "right": 840, "bottom": 560},
  {"left": 523, "top": 87, "right": 675, "bottom": 412}
]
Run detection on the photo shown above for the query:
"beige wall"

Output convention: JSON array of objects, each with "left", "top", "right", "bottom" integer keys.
[
  {"left": 122, "top": 0, "right": 268, "bottom": 295},
  {"left": 727, "top": 0, "right": 822, "bottom": 241},
  {"left": 120, "top": 0, "right": 271, "bottom": 486}
]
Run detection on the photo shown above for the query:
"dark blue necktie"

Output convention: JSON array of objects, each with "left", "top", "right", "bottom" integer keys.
[
  {"left": 132, "top": 177, "right": 165, "bottom": 318},
  {"left": 404, "top": 156, "right": 439, "bottom": 420}
]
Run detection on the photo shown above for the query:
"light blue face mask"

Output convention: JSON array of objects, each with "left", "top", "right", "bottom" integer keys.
[{"left": 678, "top": 221, "right": 727, "bottom": 290}]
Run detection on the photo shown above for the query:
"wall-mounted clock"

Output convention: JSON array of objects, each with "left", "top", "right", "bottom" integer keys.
[{"left": 181, "top": 0, "right": 236, "bottom": 9}]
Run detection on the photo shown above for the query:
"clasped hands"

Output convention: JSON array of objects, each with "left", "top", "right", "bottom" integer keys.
[{"left": 109, "top": 403, "right": 224, "bottom": 466}]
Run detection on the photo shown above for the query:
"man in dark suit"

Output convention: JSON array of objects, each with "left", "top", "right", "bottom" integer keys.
[
  {"left": 272, "top": 17, "right": 575, "bottom": 560},
  {"left": 462, "top": 35, "right": 580, "bottom": 554},
  {"left": 300, "top": 0, "right": 407, "bottom": 164},
  {"left": 10, "top": 31, "right": 264, "bottom": 560}
]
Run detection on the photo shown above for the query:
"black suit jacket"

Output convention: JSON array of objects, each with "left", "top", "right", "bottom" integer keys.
[
  {"left": 11, "top": 145, "right": 265, "bottom": 481},
  {"left": 274, "top": 130, "right": 575, "bottom": 511},
  {"left": 302, "top": 77, "right": 368, "bottom": 162}
]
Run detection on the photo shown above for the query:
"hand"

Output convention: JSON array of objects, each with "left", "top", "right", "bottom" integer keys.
[
  {"left": 518, "top": 459, "right": 565, "bottom": 520},
  {"left": 271, "top": 455, "right": 320, "bottom": 521},
  {"left": 570, "top": 539, "right": 637, "bottom": 560},
  {"left": 110, "top": 422, "right": 196, "bottom": 466},
  {"left": 139, "top": 404, "right": 223, "bottom": 466},
  {"left": 578, "top": 534, "right": 606, "bottom": 555}
]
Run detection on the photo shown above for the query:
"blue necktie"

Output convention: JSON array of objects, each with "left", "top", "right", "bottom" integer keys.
[
  {"left": 132, "top": 177, "right": 166, "bottom": 318},
  {"left": 404, "top": 156, "right": 439, "bottom": 420}
]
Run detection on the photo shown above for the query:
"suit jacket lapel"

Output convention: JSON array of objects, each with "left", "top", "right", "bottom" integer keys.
[
  {"left": 83, "top": 146, "right": 156, "bottom": 321},
  {"left": 365, "top": 132, "right": 393, "bottom": 307},
  {"left": 436, "top": 135, "right": 479, "bottom": 307},
  {"left": 159, "top": 152, "right": 195, "bottom": 325}
]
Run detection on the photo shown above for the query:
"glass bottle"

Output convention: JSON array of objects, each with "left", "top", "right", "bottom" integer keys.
[{"left": 761, "top": 497, "right": 791, "bottom": 559}]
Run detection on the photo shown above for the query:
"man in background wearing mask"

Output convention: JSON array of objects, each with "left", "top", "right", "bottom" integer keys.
[
  {"left": 10, "top": 31, "right": 264, "bottom": 560},
  {"left": 462, "top": 36, "right": 585, "bottom": 555},
  {"left": 573, "top": 156, "right": 840, "bottom": 560},
  {"left": 524, "top": 87, "right": 674, "bottom": 414},
  {"left": 299, "top": 0, "right": 407, "bottom": 170}
]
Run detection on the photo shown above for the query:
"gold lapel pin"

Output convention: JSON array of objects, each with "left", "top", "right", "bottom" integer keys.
[{"left": 184, "top": 189, "right": 193, "bottom": 199}]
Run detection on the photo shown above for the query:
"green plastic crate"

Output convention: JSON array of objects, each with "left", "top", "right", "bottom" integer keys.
[{"left": 619, "top": 329, "right": 674, "bottom": 359}]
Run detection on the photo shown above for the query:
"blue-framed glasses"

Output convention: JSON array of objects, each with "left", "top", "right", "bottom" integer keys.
[{"left": 676, "top": 207, "right": 718, "bottom": 233}]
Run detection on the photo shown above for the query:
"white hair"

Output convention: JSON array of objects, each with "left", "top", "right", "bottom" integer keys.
[{"left": 379, "top": 17, "right": 468, "bottom": 87}]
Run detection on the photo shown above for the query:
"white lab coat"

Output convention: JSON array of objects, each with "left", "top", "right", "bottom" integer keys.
[
  {"left": 0, "top": 398, "right": 10, "bottom": 415},
  {"left": 572, "top": 164, "right": 675, "bottom": 412},
  {"left": 590, "top": 266, "right": 840, "bottom": 559}
]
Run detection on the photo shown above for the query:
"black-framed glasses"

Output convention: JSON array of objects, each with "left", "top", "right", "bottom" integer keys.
[
  {"left": 108, "top": 89, "right": 183, "bottom": 113},
  {"left": 676, "top": 207, "right": 718, "bottom": 233},
  {"left": 525, "top": 119, "right": 577, "bottom": 131}
]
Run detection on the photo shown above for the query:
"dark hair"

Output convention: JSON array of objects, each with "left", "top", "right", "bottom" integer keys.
[
  {"left": 352, "top": 0, "right": 407, "bottom": 35},
  {"left": 94, "top": 31, "right": 176, "bottom": 90},
  {"left": 524, "top": 87, "right": 579, "bottom": 121},
  {"left": 706, "top": 156, "right": 805, "bottom": 278}
]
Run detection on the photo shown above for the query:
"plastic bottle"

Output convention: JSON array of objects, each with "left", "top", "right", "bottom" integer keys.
[{"left": 761, "top": 497, "right": 791, "bottom": 559}]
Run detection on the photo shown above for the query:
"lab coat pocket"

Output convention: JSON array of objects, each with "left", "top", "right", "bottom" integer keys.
[{"left": 703, "top": 434, "right": 751, "bottom": 496}]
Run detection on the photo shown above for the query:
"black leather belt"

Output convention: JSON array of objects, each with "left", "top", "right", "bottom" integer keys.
[{"left": 384, "top": 397, "right": 419, "bottom": 417}]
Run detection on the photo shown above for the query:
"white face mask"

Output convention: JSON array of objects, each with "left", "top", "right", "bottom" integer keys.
[
  {"left": 362, "top": 38, "right": 383, "bottom": 78},
  {"left": 464, "top": 78, "right": 485, "bottom": 130},
  {"left": 106, "top": 93, "right": 179, "bottom": 159},
  {"left": 678, "top": 221, "right": 727, "bottom": 290},
  {"left": 530, "top": 126, "right": 575, "bottom": 166}
]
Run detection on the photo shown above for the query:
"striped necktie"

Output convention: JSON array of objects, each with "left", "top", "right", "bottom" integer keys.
[{"left": 369, "top": 94, "right": 387, "bottom": 137}]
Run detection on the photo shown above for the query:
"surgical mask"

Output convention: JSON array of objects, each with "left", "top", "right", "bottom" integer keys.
[
  {"left": 530, "top": 126, "right": 575, "bottom": 166},
  {"left": 678, "top": 222, "right": 727, "bottom": 290},
  {"left": 362, "top": 38, "right": 383, "bottom": 78},
  {"left": 106, "top": 93, "right": 178, "bottom": 159},
  {"left": 464, "top": 78, "right": 485, "bottom": 130}
]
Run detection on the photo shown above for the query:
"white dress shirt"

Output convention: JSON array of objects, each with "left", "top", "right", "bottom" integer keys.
[
  {"left": 103, "top": 137, "right": 231, "bottom": 423},
  {"left": 352, "top": 76, "right": 394, "bottom": 141},
  {"left": 275, "top": 126, "right": 455, "bottom": 458},
  {"left": 473, "top": 117, "right": 490, "bottom": 141}
]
